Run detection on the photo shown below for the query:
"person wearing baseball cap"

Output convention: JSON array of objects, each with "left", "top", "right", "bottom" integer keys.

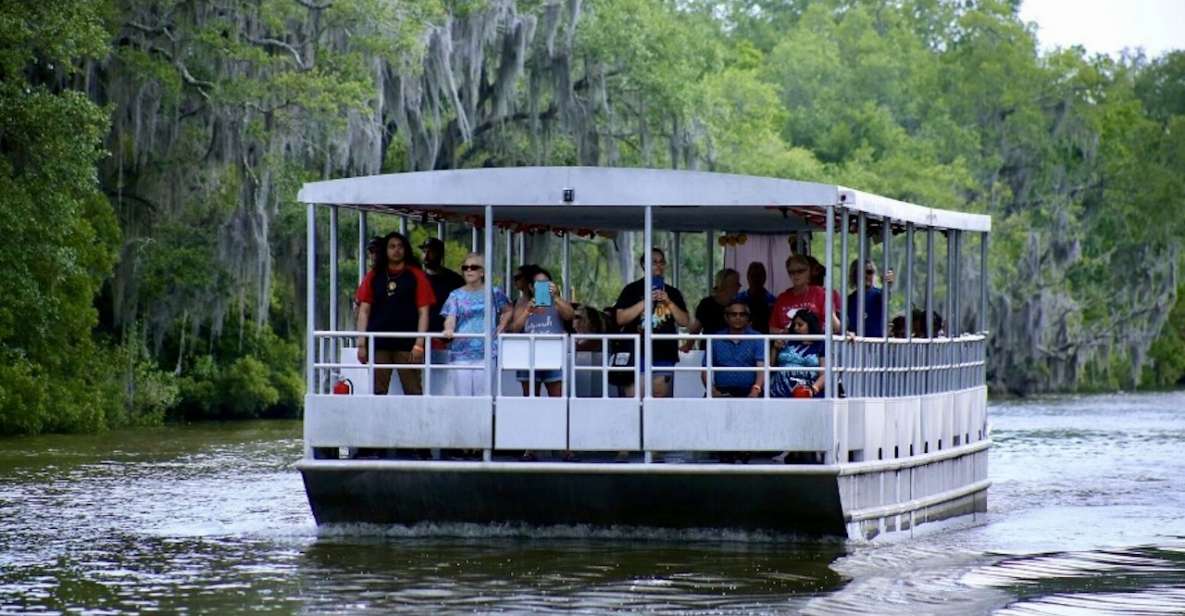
[{"left": 419, "top": 237, "right": 464, "bottom": 350}]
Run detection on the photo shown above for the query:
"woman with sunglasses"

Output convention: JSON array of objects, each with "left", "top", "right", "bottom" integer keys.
[
  {"left": 440, "top": 253, "right": 512, "bottom": 395},
  {"left": 770, "top": 254, "right": 842, "bottom": 335}
]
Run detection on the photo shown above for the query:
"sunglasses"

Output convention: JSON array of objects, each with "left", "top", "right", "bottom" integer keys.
[
  {"left": 725, "top": 311, "right": 750, "bottom": 317},
  {"left": 461, "top": 264, "right": 483, "bottom": 272}
]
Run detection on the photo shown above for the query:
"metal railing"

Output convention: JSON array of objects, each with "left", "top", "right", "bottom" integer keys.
[
  {"left": 312, "top": 330, "right": 986, "bottom": 399},
  {"left": 654, "top": 333, "right": 826, "bottom": 399},
  {"left": 569, "top": 334, "right": 641, "bottom": 399},
  {"left": 312, "top": 330, "right": 488, "bottom": 396},
  {"left": 837, "top": 334, "right": 987, "bottom": 398}
]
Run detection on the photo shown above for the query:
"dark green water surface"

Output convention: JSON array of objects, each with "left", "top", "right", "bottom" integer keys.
[{"left": 3, "top": 392, "right": 1185, "bottom": 614}]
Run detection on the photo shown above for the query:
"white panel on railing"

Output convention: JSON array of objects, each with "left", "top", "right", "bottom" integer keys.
[
  {"left": 534, "top": 338, "right": 565, "bottom": 370},
  {"left": 569, "top": 399, "right": 640, "bottom": 450},
  {"left": 848, "top": 399, "right": 887, "bottom": 459},
  {"left": 338, "top": 347, "right": 373, "bottom": 395},
  {"left": 643, "top": 398, "right": 839, "bottom": 452},
  {"left": 304, "top": 394, "right": 492, "bottom": 448},
  {"left": 919, "top": 393, "right": 948, "bottom": 453},
  {"left": 501, "top": 338, "right": 532, "bottom": 370},
  {"left": 495, "top": 398, "right": 567, "bottom": 449},
  {"left": 502, "top": 338, "right": 565, "bottom": 370},
  {"left": 674, "top": 351, "right": 707, "bottom": 399},
  {"left": 886, "top": 398, "right": 921, "bottom": 458},
  {"left": 953, "top": 389, "right": 971, "bottom": 444}
]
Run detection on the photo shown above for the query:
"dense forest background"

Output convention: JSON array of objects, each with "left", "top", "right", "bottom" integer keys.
[{"left": 3, "top": 0, "right": 1183, "bottom": 435}]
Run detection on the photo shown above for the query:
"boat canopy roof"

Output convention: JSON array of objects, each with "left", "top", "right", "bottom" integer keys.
[{"left": 298, "top": 166, "right": 990, "bottom": 233}]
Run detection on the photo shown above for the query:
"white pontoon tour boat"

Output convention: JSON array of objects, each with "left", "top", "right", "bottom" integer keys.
[{"left": 296, "top": 167, "right": 990, "bottom": 539}]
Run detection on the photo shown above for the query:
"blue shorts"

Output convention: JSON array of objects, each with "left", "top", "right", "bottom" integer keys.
[{"left": 515, "top": 369, "right": 563, "bottom": 383}]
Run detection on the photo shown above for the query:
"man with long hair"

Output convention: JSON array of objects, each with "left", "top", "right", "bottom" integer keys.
[{"left": 355, "top": 232, "right": 435, "bottom": 395}]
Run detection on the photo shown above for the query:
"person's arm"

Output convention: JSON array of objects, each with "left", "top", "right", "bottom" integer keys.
[
  {"left": 750, "top": 361, "right": 766, "bottom": 397},
  {"left": 811, "top": 355, "right": 826, "bottom": 396},
  {"left": 356, "top": 302, "right": 371, "bottom": 364},
  {"left": 496, "top": 302, "right": 513, "bottom": 334},
  {"left": 615, "top": 299, "right": 644, "bottom": 326},
  {"left": 412, "top": 305, "right": 429, "bottom": 360},
  {"left": 551, "top": 282, "right": 575, "bottom": 320},
  {"left": 511, "top": 298, "right": 533, "bottom": 332},
  {"left": 680, "top": 320, "right": 702, "bottom": 353},
  {"left": 442, "top": 315, "right": 457, "bottom": 339},
  {"left": 664, "top": 291, "right": 690, "bottom": 327}
]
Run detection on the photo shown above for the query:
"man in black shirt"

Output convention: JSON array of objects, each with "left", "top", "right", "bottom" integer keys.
[
  {"left": 613, "top": 248, "right": 690, "bottom": 398},
  {"left": 420, "top": 237, "right": 465, "bottom": 335}
]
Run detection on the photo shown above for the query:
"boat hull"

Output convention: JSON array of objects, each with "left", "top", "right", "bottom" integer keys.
[{"left": 299, "top": 442, "right": 988, "bottom": 539}]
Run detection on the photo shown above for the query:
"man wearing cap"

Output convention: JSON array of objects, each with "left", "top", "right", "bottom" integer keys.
[{"left": 420, "top": 237, "right": 464, "bottom": 339}]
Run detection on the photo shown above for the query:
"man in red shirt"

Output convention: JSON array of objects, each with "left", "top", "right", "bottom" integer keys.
[
  {"left": 769, "top": 254, "right": 842, "bottom": 334},
  {"left": 355, "top": 232, "right": 435, "bottom": 395}
]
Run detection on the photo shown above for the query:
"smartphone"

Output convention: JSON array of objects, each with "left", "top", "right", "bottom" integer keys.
[
  {"left": 650, "top": 275, "right": 665, "bottom": 292},
  {"left": 534, "top": 280, "right": 553, "bottom": 307}
]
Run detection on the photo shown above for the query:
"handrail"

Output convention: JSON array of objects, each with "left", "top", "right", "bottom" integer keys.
[{"left": 311, "top": 330, "right": 986, "bottom": 398}]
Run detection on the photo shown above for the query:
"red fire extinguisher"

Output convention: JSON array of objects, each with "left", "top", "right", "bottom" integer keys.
[{"left": 333, "top": 378, "right": 353, "bottom": 395}]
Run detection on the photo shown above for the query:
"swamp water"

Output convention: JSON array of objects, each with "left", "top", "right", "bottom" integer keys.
[{"left": 2, "top": 392, "right": 1185, "bottom": 614}]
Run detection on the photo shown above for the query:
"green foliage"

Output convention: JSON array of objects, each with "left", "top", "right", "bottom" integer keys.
[
  {"left": 4, "top": 0, "right": 1185, "bottom": 437},
  {"left": 0, "top": 0, "right": 123, "bottom": 435},
  {"left": 1144, "top": 284, "right": 1185, "bottom": 388}
]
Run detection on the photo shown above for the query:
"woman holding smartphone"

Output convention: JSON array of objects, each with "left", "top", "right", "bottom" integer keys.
[{"left": 510, "top": 267, "right": 574, "bottom": 399}]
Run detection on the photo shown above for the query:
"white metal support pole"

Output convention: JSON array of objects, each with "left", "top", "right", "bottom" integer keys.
[
  {"left": 672, "top": 231, "right": 682, "bottom": 288},
  {"left": 643, "top": 206, "right": 654, "bottom": 464},
  {"left": 981, "top": 232, "right": 989, "bottom": 334},
  {"left": 399, "top": 215, "right": 408, "bottom": 237},
  {"left": 882, "top": 217, "right": 891, "bottom": 397},
  {"left": 981, "top": 231, "right": 989, "bottom": 387},
  {"left": 517, "top": 232, "right": 526, "bottom": 267},
  {"left": 305, "top": 203, "right": 316, "bottom": 395},
  {"left": 824, "top": 205, "right": 835, "bottom": 399},
  {"left": 926, "top": 228, "right": 935, "bottom": 393},
  {"left": 857, "top": 213, "right": 867, "bottom": 397},
  {"left": 504, "top": 229, "right": 513, "bottom": 296},
  {"left": 947, "top": 231, "right": 955, "bottom": 338},
  {"left": 483, "top": 205, "right": 494, "bottom": 463},
  {"left": 839, "top": 207, "right": 849, "bottom": 396},
  {"left": 358, "top": 211, "right": 367, "bottom": 282},
  {"left": 906, "top": 223, "right": 915, "bottom": 394},
  {"left": 437, "top": 221, "right": 445, "bottom": 241},
  {"left": 329, "top": 206, "right": 339, "bottom": 372},
  {"left": 562, "top": 232, "right": 572, "bottom": 299},
  {"left": 706, "top": 230, "right": 715, "bottom": 294},
  {"left": 329, "top": 206, "right": 339, "bottom": 329},
  {"left": 471, "top": 226, "right": 479, "bottom": 252}
]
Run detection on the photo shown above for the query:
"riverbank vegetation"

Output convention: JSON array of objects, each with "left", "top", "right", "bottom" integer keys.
[{"left": 2, "top": 0, "right": 1183, "bottom": 434}]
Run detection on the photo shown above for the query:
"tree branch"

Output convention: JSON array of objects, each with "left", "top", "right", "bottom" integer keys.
[{"left": 246, "top": 35, "right": 306, "bottom": 70}]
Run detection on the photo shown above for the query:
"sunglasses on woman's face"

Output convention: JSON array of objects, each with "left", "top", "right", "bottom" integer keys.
[{"left": 461, "top": 264, "right": 483, "bottom": 272}]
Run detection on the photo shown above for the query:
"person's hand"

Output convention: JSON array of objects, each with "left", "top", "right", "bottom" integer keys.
[
  {"left": 411, "top": 344, "right": 425, "bottom": 362},
  {"left": 653, "top": 289, "right": 669, "bottom": 305},
  {"left": 884, "top": 268, "right": 895, "bottom": 286},
  {"left": 711, "top": 387, "right": 722, "bottom": 398},
  {"left": 548, "top": 282, "right": 559, "bottom": 298},
  {"left": 679, "top": 339, "right": 695, "bottom": 353},
  {"left": 748, "top": 385, "right": 762, "bottom": 398},
  {"left": 356, "top": 344, "right": 368, "bottom": 364},
  {"left": 442, "top": 329, "right": 454, "bottom": 341}
]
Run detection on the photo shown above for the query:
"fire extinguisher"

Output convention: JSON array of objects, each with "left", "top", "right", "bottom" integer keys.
[{"left": 333, "top": 378, "right": 353, "bottom": 395}]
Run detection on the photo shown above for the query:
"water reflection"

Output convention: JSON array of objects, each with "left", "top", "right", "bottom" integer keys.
[{"left": 1, "top": 391, "right": 1185, "bottom": 613}]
